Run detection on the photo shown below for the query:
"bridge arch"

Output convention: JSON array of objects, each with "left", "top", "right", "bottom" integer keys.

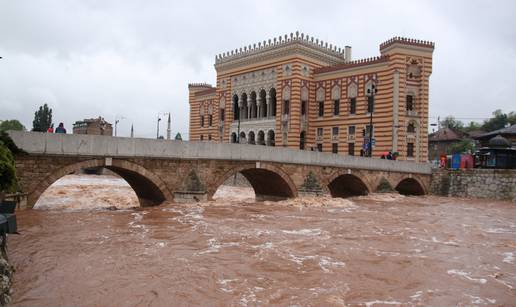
[
  {"left": 208, "top": 163, "right": 297, "bottom": 200},
  {"left": 326, "top": 171, "right": 370, "bottom": 198},
  {"left": 29, "top": 159, "right": 172, "bottom": 208},
  {"left": 394, "top": 177, "right": 426, "bottom": 196}
]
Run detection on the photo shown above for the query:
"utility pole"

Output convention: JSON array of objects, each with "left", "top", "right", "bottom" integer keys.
[{"left": 130, "top": 124, "right": 134, "bottom": 138}]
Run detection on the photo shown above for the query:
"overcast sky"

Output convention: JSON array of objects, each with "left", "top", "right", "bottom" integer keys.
[{"left": 1, "top": 0, "right": 515, "bottom": 138}]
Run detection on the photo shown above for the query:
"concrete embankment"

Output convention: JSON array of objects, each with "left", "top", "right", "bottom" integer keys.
[{"left": 430, "top": 169, "right": 516, "bottom": 201}]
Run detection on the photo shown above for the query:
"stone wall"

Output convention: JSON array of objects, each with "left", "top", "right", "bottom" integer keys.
[{"left": 430, "top": 169, "right": 516, "bottom": 201}]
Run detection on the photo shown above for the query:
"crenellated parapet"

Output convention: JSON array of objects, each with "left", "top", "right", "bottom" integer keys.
[
  {"left": 314, "top": 55, "right": 389, "bottom": 74},
  {"left": 188, "top": 82, "right": 214, "bottom": 89},
  {"left": 380, "top": 37, "right": 435, "bottom": 51},
  {"left": 214, "top": 31, "right": 349, "bottom": 70}
]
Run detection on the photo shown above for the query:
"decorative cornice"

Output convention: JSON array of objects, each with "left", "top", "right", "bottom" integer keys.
[
  {"left": 214, "top": 31, "right": 348, "bottom": 71},
  {"left": 313, "top": 55, "right": 389, "bottom": 74},
  {"left": 380, "top": 37, "right": 434, "bottom": 51},
  {"left": 195, "top": 88, "right": 217, "bottom": 96}
]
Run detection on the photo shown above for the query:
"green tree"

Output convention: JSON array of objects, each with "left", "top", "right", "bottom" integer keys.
[
  {"left": 0, "top": 140, "right": 17, "bottom": 193},
  {"left": 449, "top": 139, "right": 475, "bottom": 154},
  {"left": 440, "top": 116, "right": 464, "bottom": 130},
  {"left": 32, "top": 103, "right": 53, "bottom": 132},
  {"left": 0, "top": 119, "right": 26, "bottom": 132},
  {"left": 507, "top": 111, "right": 516, "bottom": 125},
  {"left": 463, "top": 121, "right": 482, "bottom": 132},
  {"left": 482, "top": 109, "right": 508, "bottom": 132}
]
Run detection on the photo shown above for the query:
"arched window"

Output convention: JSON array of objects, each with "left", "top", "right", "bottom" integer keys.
[
  {"left": 347, "top": 83, "right": 357, "bottom": 115},
  {"left": 301, "top": 87, "right": 308, "bottom": 117},
  {"left": 269, "top": 88, "right": 277, "bottom": 117},
  {"left": 407, "top": 122, "right": 416, "bottom": 133},
  {"left": 219, "top": 97, "right": 225, "bottom": 122},
  {"left": 259, "top": 89, "right": 267, "bottom": 118},
  {"left": 316, "top": 87, "right": 325, "bottom": 117},
  {"left": 406, "top": 94, "right": 414, "bottom": 111},
  {"left": 299, "top": 131, "right": 306, "bottom": 149},
  {"left": 332, "top": 85, "right": 341, "bottom": 116},
  {"left": 232, "top": 94, "right": 239, "bottom": 120},
  {"left": 231, "top": 132, "right": 237, "bottom": 143}
]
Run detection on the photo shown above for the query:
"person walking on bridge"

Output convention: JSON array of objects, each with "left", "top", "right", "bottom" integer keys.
[{"left": 55, "top": 122, "right": 66, "bottom": 134}]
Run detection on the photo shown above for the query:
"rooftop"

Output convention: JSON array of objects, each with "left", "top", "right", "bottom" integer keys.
[
  {"left": 214, "top": 31, "right": 349, "bottom": 69},
  {"left": 475, "top": 124, "right": 516, "bottom": 140}
]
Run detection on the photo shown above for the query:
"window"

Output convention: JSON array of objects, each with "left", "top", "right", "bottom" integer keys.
[
  {"left": 318, "top": 101, "right": 324, "bottom": 117},
  {"left": 201, "top": 116, "right": 205, "bottom": 127},
  {"left": 208, "top": 115, "right": 213, "bottom": 127},
  {"left": 283, "top": 100, "right": 290, "bottom": 115},
  {"left": 317, "top": 127, "right": 323, "bottom": 137},
  {"left": 367, "top": 96, "right": 374, "bottom": 113},
  {"left": 220, "top": 109, "right": 225, "bottom": 121},
  {"left": 200, "top": 135, "right": 204, "bottom": 141},
  {"left": 406, "top": 95, "right": 414, "bottom": 111},
  {"left": 208, "top": 134, "right": 212, "bottom": 140},
  {"left": 350, "top": 98, "right": 356, "bottom": 114},
  {"left": 407, "top": 122, "right": 416, "bottom": 133},
  {"left": 317, "top": 143, "right": 323, "bottom": 152},
  {"left": 348, "top": 143, "right": 355, "bottom": 156},
  {"left": 348, "top": 126, "right": 355, "bottom": 135},
  {"left": 332, "top": 127, "right": 339, "bottom": 136},
  {"left": 299, "top": 131, "right": 306, "bottom": 150},
  {"left": 301, "top": 101, "right": 307, "bottom": 116},
  {"left": 407, "top": 142, "right": 414, "bottom": 157},
  {"left": 333, "top": 99, "right": 340, "bottom": 115},
  {"left": 332, "top": 143, "right": 338, "bottom": 154}
]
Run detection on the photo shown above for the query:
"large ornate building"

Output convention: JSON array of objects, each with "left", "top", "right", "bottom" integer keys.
[{"left": 188, "top": 32, "right": 434, "bottom": 162}]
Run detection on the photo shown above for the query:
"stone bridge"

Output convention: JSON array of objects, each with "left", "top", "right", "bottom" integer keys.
[{"left": 8, "top": 131, "right": 432, "bottom": 208}]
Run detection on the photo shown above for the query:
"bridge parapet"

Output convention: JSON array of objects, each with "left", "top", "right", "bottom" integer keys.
[{"left": 8, "top": 131, "right": 431, "bottom": 175}]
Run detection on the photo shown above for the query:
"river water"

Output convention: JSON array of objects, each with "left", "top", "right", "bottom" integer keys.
[{"left": 8, "top": 175, "right": 516, "bottom": 306}]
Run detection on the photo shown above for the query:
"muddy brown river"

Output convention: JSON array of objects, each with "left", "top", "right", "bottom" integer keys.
[{"left": 8, "top": 175, "right": 516, "bottom": 306}]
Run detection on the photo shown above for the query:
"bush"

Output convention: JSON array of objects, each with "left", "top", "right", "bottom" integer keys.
[{"left": 0, "top": 141, "right": 17, "bottom": 193}]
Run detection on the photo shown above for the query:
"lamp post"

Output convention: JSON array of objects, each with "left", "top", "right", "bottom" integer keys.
[
  {"left": 156, "top": 115, "right": 162, "bottom": 139},
  {"left": 366, "top": 84, "right": 377, "bottom": 157},
  {"left": 114, "top": 116, "right": 125, "bottom": 137}
]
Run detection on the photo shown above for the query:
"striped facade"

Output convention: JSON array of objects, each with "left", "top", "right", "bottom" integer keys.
[{"left": 189, "top": 33, "right": 434, "bottom": 162}]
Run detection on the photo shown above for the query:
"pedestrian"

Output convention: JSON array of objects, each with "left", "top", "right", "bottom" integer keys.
[
  {"left": 47, "top": 124, "right": 54, "bottom": 133},
  {"left": 55, "top": 122, "right": 67, "bottom": 134},
  {"left": 386, "top": 151, "right": 392, "bottom": 160}
]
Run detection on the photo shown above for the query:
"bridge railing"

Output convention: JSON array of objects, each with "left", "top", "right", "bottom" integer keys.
[{"left": 7, "top": 131, "right": 431, "bottom": 174}]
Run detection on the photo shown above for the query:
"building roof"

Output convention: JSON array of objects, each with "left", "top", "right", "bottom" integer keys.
[
  {"left": 474, "top": 124, "right": 516, "bottom": 140},
  {"left": 214, "top": 31, "right": 348, "bottom": 71},
  {"left": 428, "top": 127, "right": 465, "bottom": 142}
]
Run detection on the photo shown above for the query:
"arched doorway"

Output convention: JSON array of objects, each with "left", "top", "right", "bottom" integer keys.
[
  {"left": 267, "top": 130, "right": 275, "bottom": 146},
  {"left": 248, "top": 131, "right": 256, "bottom": 145},
  {"left": 231, "top": 132, "right": 237, "bottom": 143},
  {"left": 328, "top": 174, "right": 369, "bottom": 198},
  {"left": 395, "top": 178, "right": 425, "bottom": 195},
  {"left": 257, "top": 130, "right": 265, "bottom": 145},
  {"left": 239, "top": 131, "right": 247, "bottom": 144},
  {"left": 299, "top": 131, "right": 306, "bottom": 150}
]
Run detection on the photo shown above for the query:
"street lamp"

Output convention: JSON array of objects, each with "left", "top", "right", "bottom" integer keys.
[
  {"left": 156, "top": 115, "right": 162, "bottom": 139},
  {"left": 114, "top": 116, "right": 125, "bottom": 137},
  {"left": 366, "top": 84, "right": 378, "bottom": 157}
]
